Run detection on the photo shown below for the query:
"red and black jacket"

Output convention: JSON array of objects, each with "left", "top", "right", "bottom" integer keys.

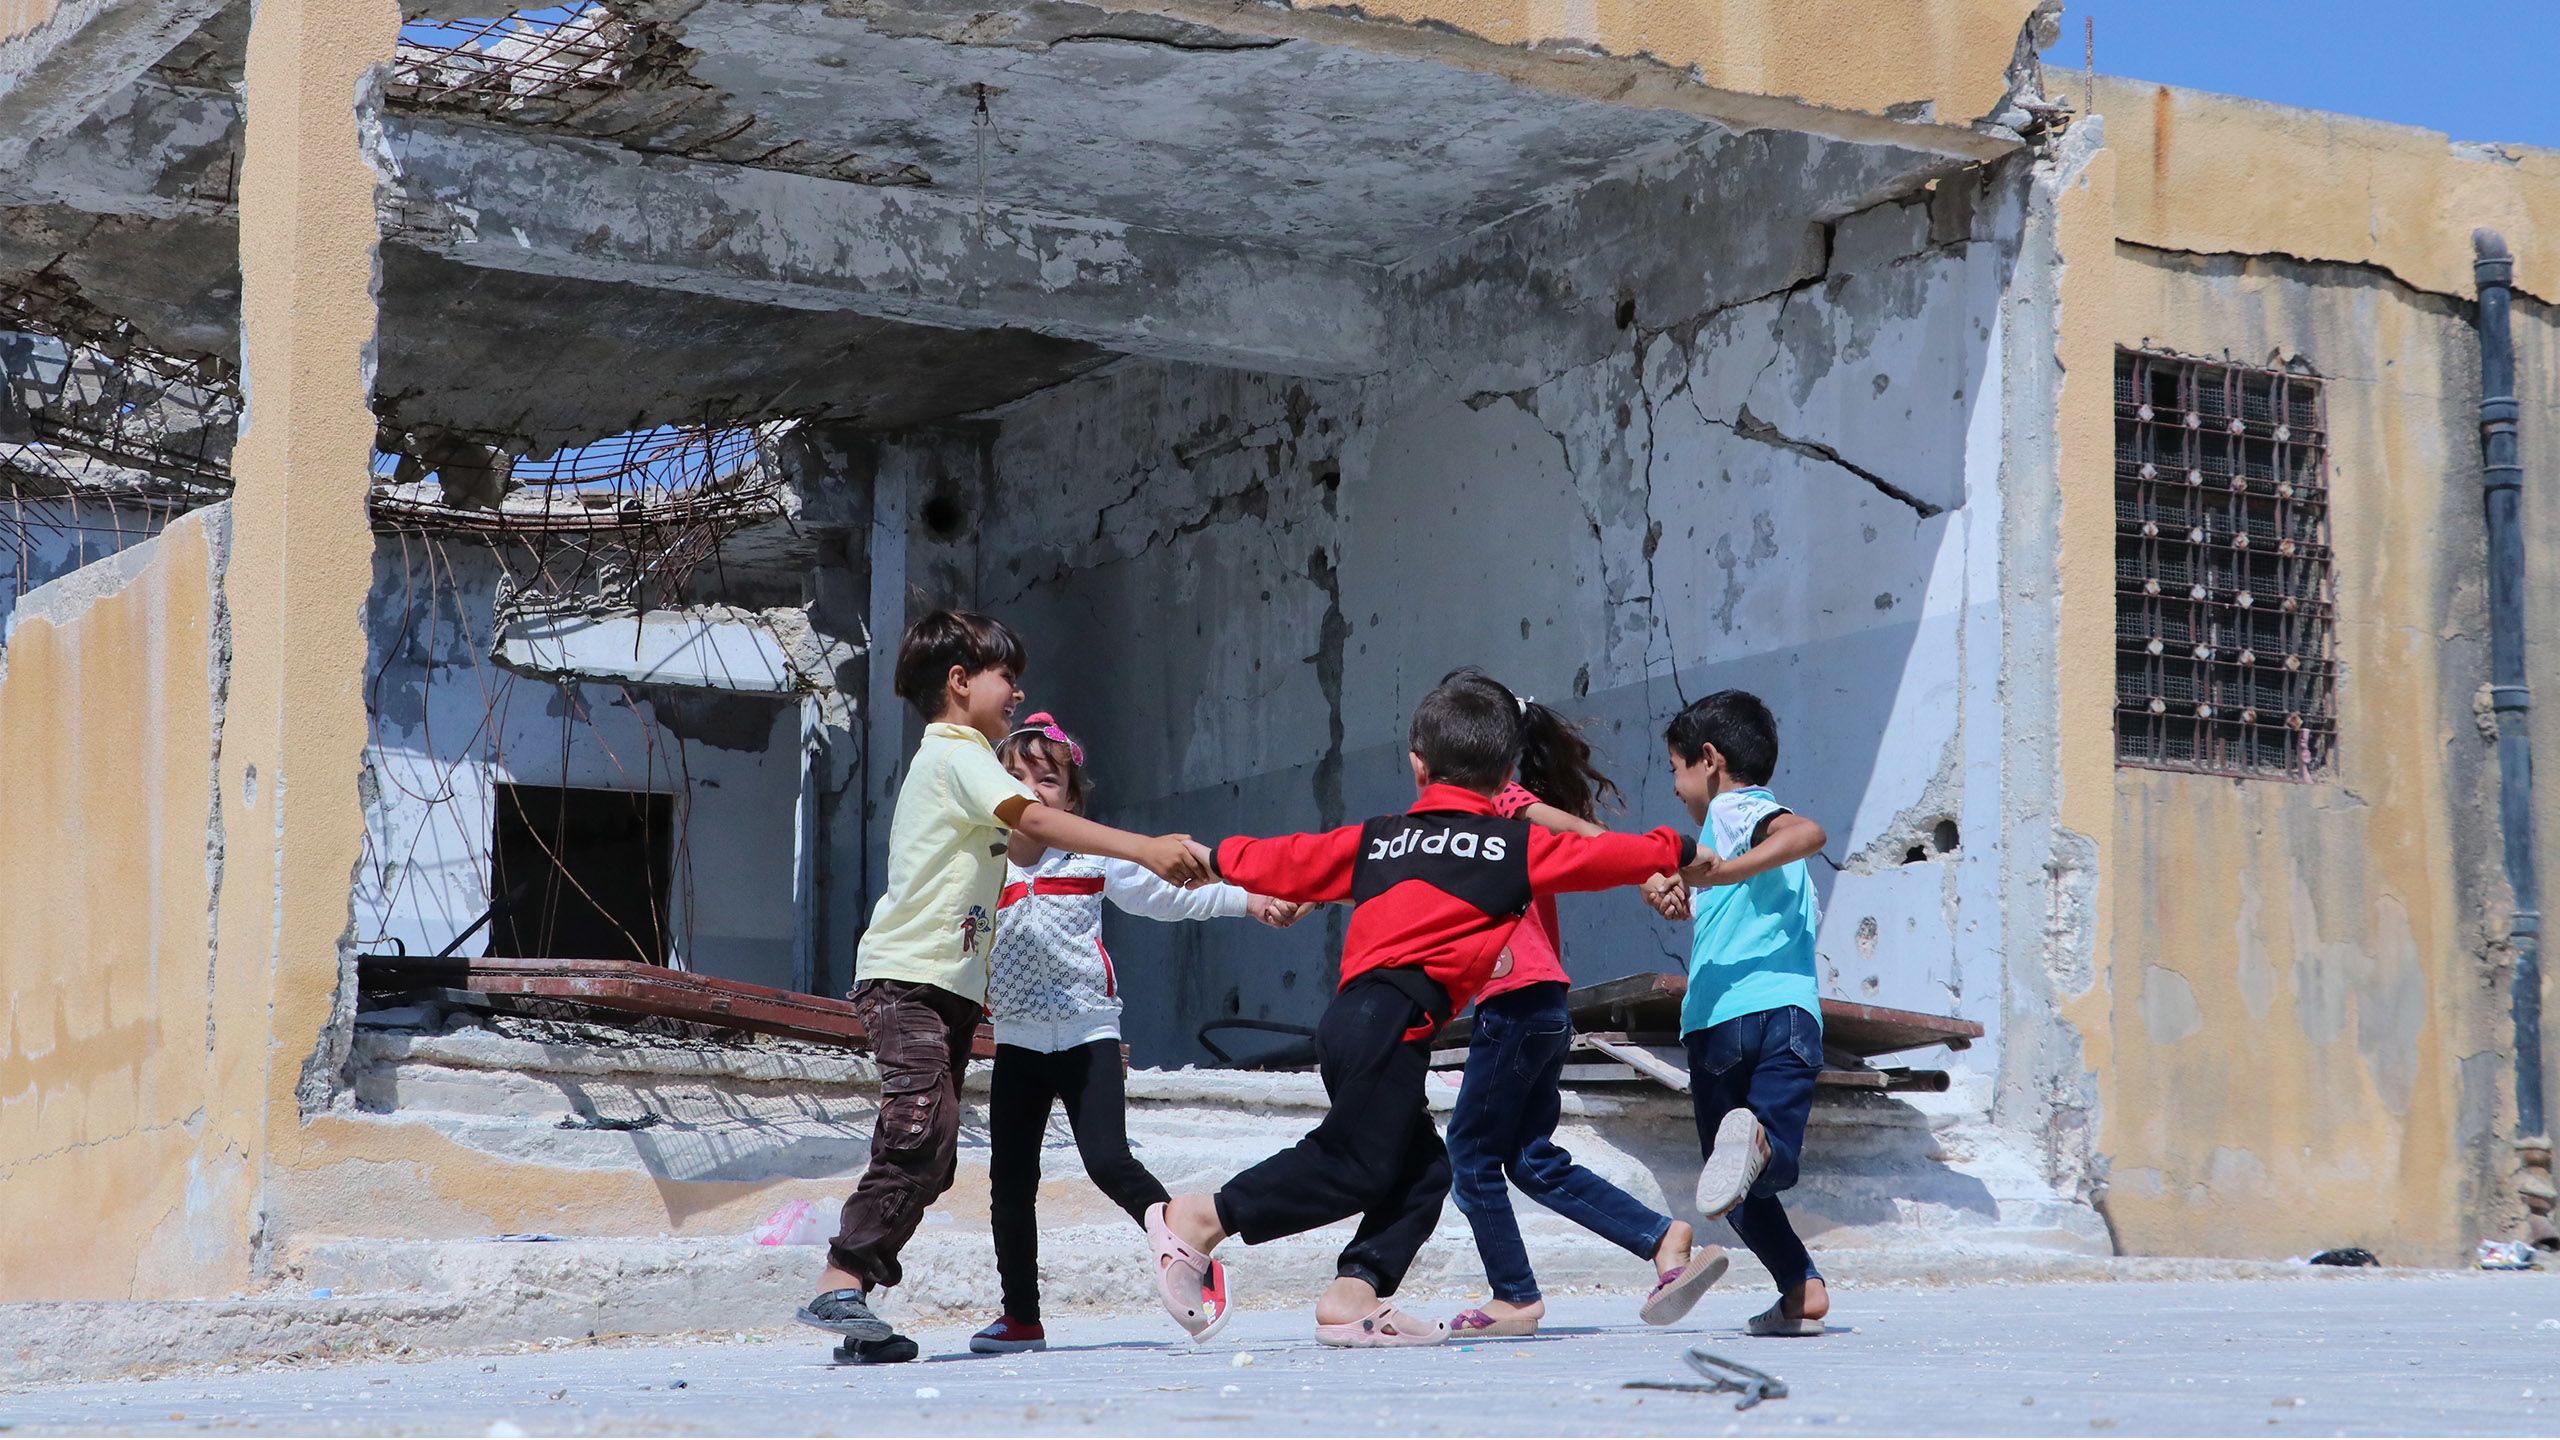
[{"left": 1210, "top": 783, "right": 1696, "bottom": 1038}]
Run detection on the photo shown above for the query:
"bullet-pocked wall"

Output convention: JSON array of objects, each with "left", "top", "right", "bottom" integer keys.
[{"left": 958, "top": 127, "right": 2043, "bottom": 1087}]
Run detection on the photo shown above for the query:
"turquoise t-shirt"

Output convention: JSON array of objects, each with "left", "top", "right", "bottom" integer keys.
[{"left": 1680, "top": 787, "right": 1822, "bottom": 1037}]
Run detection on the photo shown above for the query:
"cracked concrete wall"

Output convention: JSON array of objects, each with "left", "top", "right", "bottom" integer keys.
[
  {"left": 1994, "top": 119, "right": 2110, "bottom": 1236},
  {"left": 962, "top": 126, "right": 2049, "bottom": 1146},
  {"left": 2071, "top": 71, "right": 2560, "bottom": 309},
  {"left": 353, "top": 540, "right": 806, "bottom": 990},
  {"left": 0, "top": 505, "right": 246, "bottom": 1299}
]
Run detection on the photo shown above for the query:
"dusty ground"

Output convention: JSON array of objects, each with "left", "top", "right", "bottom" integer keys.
[{"left": 2, "top": 1271, "right": 2555, "bottom": 1436}]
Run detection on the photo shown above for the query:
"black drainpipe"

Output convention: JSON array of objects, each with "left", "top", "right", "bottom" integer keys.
[{"left": 2475, "top": 230, "right": 2550, "bottom": 1176}]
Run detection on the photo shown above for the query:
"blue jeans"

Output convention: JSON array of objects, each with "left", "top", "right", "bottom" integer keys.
[
  {"left": 1447, "top": 983, "right": 1673, "bottom": 1304},
  {"left": 1686, "top": 1005, "right": 1823, "bottom": 1292}
]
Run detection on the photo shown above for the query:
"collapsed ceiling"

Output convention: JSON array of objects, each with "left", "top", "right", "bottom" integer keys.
[{"left": 1, "top": 0, "right": 2004, "bottom": 457}]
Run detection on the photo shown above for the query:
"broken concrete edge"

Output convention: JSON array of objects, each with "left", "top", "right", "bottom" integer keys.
[
  {"left": 350, "top": 1014, "right": 1973, "bottom": 1126},
  {"left": 485, "top": 602, "right": 859, "bottom": 701},
  {"left": 1112, "top": 0, "right": 2023, "bottom": 167},
  {"left": 1980, "top": 114, "right": 2109, "bottom": 1221},
  {"left": 0, "top": 501, "right": 215, "bottom": 648},
  {"left": 0, "top": 0, "right": 234, "bottom": 172}
]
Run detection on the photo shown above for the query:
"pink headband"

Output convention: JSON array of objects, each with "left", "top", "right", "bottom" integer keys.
[{"left": 1008, "top": 711, "right": 1085, "bottom": 766}]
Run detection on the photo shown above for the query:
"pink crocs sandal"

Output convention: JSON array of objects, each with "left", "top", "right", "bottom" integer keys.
[
  {"left": 1145, "top": 1202, "right": 1231, "bottom": 1342},
  {"left": 1316, "top": 1302, "right": 1446, "bottom": 1348}
]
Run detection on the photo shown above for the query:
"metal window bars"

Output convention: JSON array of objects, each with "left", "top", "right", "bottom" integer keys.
[{"left": 2114, "top": 348, "right": 2337, "bottom": 779}]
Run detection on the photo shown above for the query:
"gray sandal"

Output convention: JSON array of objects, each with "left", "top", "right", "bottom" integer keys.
[
  {"left": 1745, "top": 1300, "right": 1825, "bottom": 1337},
  {"left": 797, "top": 1287, "right": 894, "bottom": 1341}
]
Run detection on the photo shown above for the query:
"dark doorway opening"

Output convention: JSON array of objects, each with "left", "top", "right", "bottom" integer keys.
[{"left": 489, "top": 783, "right": 675, "bottom": 964}]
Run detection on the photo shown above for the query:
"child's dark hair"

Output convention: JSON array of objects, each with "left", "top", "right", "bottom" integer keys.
[
  {"left": 995, "top": 715, "right": 1091, "bottom": 812},
  {"left": 892, "top": 609, "right": 1027, "bottom": 717},
  {"left": 1663, "top": 689, "right": 1780, "bottom": 785},
  {"left": 1517, "top": 698, "right": 1624, "bottom": 822},
  {"left": 1410, "top": 668, "right": 1523, "bottom": 792}
]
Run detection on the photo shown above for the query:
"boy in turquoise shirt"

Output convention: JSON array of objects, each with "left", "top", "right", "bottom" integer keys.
[{"left": 1647, "top": 690, "right": 1833, "bottom": 1338}]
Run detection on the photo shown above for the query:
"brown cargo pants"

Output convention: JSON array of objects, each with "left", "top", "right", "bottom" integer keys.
[{"left": 829, "top": 978, "right": 980, "bottom": 1288}]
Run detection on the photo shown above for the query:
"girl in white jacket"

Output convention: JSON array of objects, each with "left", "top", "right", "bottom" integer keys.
[{"left": 971, "top": 713, "right": 1299, "bottom": 1353}]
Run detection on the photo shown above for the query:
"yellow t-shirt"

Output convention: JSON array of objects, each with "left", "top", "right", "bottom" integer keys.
[{"left": 855, "top": 722, "right": 1038, "bottom": 1004}]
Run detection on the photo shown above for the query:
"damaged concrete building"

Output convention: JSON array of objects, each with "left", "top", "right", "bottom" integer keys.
[{"left": 2, "top": 0, "right": 2556, "bottom": 1326}]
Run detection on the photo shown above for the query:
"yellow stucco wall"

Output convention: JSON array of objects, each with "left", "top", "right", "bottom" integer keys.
[
  {"left": 2080, "top": 73, "right": 2560, "bottom": 306},
  {"left": 1, "top": 0, "right": 61, "bottom": 44},
  {"left": 2067, "top": 77, "right": 2560, "bottom": 1261},
  {"left": 0, "top": 511, "right": 253, "bottom": 1299},
  {"left": 1358, "top": 0, "right": 2035, "bottom": 123},
  {"left": 215, "top": 0, "right": 401, "bottom": 1269}
]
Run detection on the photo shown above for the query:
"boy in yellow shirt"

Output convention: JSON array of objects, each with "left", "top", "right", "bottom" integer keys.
[{"left": 799, "top": 610, "right": 1212, "bottom": 1360}]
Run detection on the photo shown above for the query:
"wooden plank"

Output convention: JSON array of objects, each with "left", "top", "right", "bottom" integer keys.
[
  {"left": 357, "top": 954, "right": 1000, "bottom": 1058},
  {"left": 1526, "top": 972, "right": 1981, "bottom": 1060},
  {"left": 1575, "top": 1032, "right": 1690, "bottom": 1092},
  {"left": 1440, "top": 971, "right": 1689, "bottom": 1046},
  {"left": 1817, "top": 997, "right": 1985, "bottom": 1056},
  {"left": 1558, "top": 972, "right": 1690, "bottom": 1010}
]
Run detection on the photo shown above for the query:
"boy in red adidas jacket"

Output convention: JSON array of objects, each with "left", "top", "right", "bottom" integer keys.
[{"left": 1143, "top": 669, "right": 1697, "bottom": 1348}]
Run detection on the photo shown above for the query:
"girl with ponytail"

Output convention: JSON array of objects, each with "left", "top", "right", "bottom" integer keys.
[{"left": 1442, "top": 672, "right": 1728, "bottom": 1338}]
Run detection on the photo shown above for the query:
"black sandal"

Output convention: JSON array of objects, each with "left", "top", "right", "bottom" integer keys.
[
  {"left": 796, "top": 1288, "right": 894, "bottom": 1341},
  {"left": 834, "top": 1333, "right": 919, "bottom": 1364}
]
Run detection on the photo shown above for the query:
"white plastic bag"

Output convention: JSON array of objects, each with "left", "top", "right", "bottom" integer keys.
[
  {"left": 750, "top": 1198, "right": 833, "bottom": 1246},
  {"left": 2478, "top": 1238, "right": 2540, "bottom": 1271}
]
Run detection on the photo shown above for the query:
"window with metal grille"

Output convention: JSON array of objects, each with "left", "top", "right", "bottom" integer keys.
[{"left": 2114, "top": 348, "right": 2337, "bottom": 778}]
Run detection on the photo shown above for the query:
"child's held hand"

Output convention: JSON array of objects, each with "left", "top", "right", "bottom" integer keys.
[
  {"left": 1139, "top": 834, "right": 1215, "bottom": 888},
  {"left": 1641, "top": 871, "right": 1693, "bottom": 921},
  {"left": 1676, "top": 851, "right": 1725, "bottom": 891},
  {"left": 1250, "top": 895, "right": 1307, "bottom": 928}
]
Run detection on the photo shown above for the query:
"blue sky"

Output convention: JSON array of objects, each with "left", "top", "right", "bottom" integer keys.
[{"left": 2042, "top": 1, "right": 2560, "bottom": 150}]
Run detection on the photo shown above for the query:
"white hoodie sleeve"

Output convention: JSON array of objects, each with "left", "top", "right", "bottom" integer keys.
[{"left": 1101, "top": 856, "right": 1253, "bottom": 922}]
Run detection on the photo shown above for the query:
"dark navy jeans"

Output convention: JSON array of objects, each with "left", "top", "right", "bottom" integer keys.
[
  {"left": 1686, "top": 1004, "right": 1823, "bottom": 1292},
  {"left": 1447, "top": 982, "right": 1673, "bottom": 1304}
]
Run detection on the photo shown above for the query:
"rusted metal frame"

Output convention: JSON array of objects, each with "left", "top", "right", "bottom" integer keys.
[{"left": 1433, "top": 974, "right": 1978, "bottom": 1094}]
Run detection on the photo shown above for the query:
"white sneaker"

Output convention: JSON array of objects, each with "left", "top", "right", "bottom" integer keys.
[{"left": 1695, "top": 1109, "right": 1767, "bottom": 1219}]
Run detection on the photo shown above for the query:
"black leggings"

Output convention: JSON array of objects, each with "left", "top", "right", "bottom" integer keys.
[{"left": 989, "top": 1038, "right": 1169, "bottom": 1323}]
